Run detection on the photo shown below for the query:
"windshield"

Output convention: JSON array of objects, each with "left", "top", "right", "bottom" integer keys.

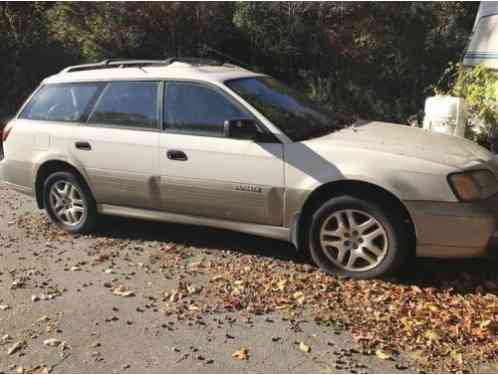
[{"left": 226, "top": 76, "right": 342, "bottom": 141}]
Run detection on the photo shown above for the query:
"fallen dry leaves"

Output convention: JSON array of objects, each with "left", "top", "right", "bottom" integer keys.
[
  {"left": 299, "top": 342, "right": 311, "bottom": 353},
  {"left": 375, "top": 349, "right": 392, "bottom": 360},
  {"left": 7, "top": 341, "right": 24, "bottom": 355},
  {"left": 155, "top": 252, "right": 498, "bottom": 372},
  {"left": 12, "top": 211, "right": 498, "bottom": 372},
  {"left": 111, "top": 285, "right": 135, "bottom": 298},
  {"left": 232, "top": 348, "right": 249, "bottom": 360}
]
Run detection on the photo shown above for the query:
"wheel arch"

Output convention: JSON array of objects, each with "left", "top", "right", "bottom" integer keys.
[
  {"left": 294, "top": 179, "right": 416, "bottom": 255},
  {"left": 34, "top": 159, "right": 94, "bottom": 209}
]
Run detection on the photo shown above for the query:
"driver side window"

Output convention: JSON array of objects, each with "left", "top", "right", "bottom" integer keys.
[{"left": 164, "top": 82, "right": 251, "bottom": 137}]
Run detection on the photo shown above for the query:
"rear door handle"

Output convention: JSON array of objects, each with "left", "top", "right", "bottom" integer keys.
[
  {"left": 75, "top": 141, "right": 92, "bottom": 151},
  {"left": 167, "top": 149, "right": 188, "bottom": 161}
]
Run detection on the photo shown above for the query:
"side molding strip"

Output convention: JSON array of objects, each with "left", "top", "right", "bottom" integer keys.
[
  {"left": 99, "top": 204, "right": 292, "bottom": 243},
  {"left": 0, "top": 181, "right": 34, "bottom": 196}
]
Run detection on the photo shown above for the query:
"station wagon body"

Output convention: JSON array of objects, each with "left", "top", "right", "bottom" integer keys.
[{"left": 1, "top": 58, "right": 498, "bottom": 278}]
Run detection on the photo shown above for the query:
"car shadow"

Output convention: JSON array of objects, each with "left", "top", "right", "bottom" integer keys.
[
  {"left": 91, "top": 215, "right": 498, "bottom": 295},
  {"left": 394, "top": 256, "right": 498, "bottom": 295},
  {"left": 92, "top": 214, "right": 304, "bottom": 263}
]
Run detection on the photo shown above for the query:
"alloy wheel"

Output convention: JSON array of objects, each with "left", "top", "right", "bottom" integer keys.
[
  {"left": 49, "top": 180, "right": 87, "bottom": 226},
  {"left": 319, "top": 209, "right": 388, "bottom": 272}
]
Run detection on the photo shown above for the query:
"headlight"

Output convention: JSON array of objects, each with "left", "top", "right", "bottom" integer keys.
[{"left": 448, "top": 170, "right": 497, "bottom": 201}]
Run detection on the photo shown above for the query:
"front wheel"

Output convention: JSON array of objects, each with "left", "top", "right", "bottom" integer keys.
[
  {"left": 43, "top": 171, "right": 97, "bottom": 233},
  {"left": 308, "top": 195, "right": 409, "bottom": 279}
]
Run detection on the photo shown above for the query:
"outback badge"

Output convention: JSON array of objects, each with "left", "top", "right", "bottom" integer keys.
[{"left": 235, "top": 184, "right": 262, "bottom": 193}]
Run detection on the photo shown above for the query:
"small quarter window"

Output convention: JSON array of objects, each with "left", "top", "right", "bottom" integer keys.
[
  {"left": 89, "top": 82, "right": 159, "bottom": 129},
  {"left": 20, "top": 83, "right": 102, "bottom": 122},
  {"left": 164, "top": 82, "right": 250, "bottom": 136}
]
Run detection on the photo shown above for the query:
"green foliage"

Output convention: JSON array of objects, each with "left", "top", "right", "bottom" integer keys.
[
  {"left": 233, "top": 2, "right": 478, "bottom": 123},
  {"left": 0, "top": 2, "right": 479, "bottom": 126},
  {"left": 435, "top": 63, "right": 498, "bottom": 149},
  {"left": 46, "top": 3, "right": 144, "bottom": 60},
  {"left": 0, "top": 3, "right": 75, "bottom": 119},
  {"left": 45, "top": 3, "right": 237, "bottom": 61}
]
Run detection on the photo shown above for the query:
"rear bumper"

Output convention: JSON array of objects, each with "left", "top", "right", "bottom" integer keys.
[
  {"left": 405, "top": 195, "right": 498, "bottom": 258},
  {"left": 0, "top": 158, "right": 34, "bottom": 196}
]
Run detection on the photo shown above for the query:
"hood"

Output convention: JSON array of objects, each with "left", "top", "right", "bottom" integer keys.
[{"left": 303, "top": 121, "right": 493, "bottom": 169}]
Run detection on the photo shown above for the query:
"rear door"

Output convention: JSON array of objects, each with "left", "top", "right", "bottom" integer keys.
[
  {"left": 158, "top": 81, "right": 285, "bottom": 226},
  {"left": 71, "top": 81, "right": 161, "bottom": 209},
  {"left": 12, "top": 83, "right": 103, "bottom": 188}
]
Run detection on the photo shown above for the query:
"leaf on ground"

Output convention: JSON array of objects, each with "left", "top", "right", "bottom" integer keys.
[
  {"left": 186, "top": 285, "right": 202, "bottom": 295},
  {"left": 479, "top": 320, "right": 492, "bottom": 329},
  {"left": 375, "top": 349, "right": 391, "bottom": 360},
  {"left": 299, "top": 342, "right": 311, "bottom": 353},
  {"left": 232, "top": 348, "right": 249, "bottom": 360},
  {"left": 450, "top": 351, "right": 464, "bottom": 366},
  {"left": 112, "top": 285, "right": 135, "bottom": 297},
  {"left": 424, "top": 330, "right": 441, "bottom": 342},
  {"left": 293, "top": 291, "right": 305, "bottom": 305},
  {"left": 276, "top": 279, "right": 287, "bottom": 291},
  {"left": 43, "top": 338, "right": 61, "bottom": 347},
  {"left": 7, "top": 341, "right": 24, "bottom": 355}
]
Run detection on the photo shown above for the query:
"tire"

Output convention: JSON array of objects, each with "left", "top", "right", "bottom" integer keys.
[
  {"left": 308, "top": 195, "right": 409, "bottom": 279},
  {"left": 43, "top": 171, "right": 97, "bottom": 234}
]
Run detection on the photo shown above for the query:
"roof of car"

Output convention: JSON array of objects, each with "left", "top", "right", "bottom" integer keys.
[{"left": 43, "top": 60, "right": 263, "bottom": 85}]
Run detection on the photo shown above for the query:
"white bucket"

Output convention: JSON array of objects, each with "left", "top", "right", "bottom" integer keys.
[{"left": 423, "top": 96, "right": 466, "bottom": 137}]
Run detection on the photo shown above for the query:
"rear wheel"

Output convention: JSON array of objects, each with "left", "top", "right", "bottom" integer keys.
[
  {"left": 308, "top": 195, "right": 408, "bottom": 279},
  {"left": 43, "top": 171, "right": 97, "bottom": 233}
]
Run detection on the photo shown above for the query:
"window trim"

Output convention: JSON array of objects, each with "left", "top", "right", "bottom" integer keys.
[
  {"left": 162, "top": 80, "right": 253, "bottom": 138},
  {"left": 86, "top": 80, "right": 162, "bottom": 132},
  {"left": 17, "top": 82, "right": 105, "bottom": 124},
  {"left": 162, "top": 79, "right": 280, "bottom": 142},
  {"left": 15, "top": 84, "right": 43, "bottom": 120},
  {"left": 15, "top": 78, "right": 286, "bottom": 143}
]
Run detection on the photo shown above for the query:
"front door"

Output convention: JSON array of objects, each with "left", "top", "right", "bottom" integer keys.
[
  {"left": 71, "top": 81, "right": 160, "bottom": 209},
  {"left": 158, "top": 81, "right": 285, "bottom": 226}
]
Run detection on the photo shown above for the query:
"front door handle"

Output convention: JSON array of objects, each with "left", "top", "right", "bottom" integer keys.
[
  {"left": 167, "top": 149, "right": 188, "bottom": 161},
  {"left": 75, "top": 141, "right": 92, "bottom": 151}
]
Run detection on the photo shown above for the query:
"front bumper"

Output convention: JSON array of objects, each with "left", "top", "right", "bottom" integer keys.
[{"left": 405, "top": 194, "right": 498, "bottom": 258}]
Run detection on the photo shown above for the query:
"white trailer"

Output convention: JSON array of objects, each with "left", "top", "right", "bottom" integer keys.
[
  {"left": 463, "top": 2, "right": 498, "bottom": 70},
  {"left": 424, "top": 2, "right": 498, "bottom": 138}
]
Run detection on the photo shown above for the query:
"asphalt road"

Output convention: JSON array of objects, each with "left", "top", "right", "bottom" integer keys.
[
  {"left": 0, "top": 184, "right": 418, "bottom": 373},
  {"left": 0, "top": 183, "right": 496, "bottom": 373}
]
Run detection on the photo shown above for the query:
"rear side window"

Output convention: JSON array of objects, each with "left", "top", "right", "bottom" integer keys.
[
  {"left": 20, "top": 83, "right": 102, "bottom": 122},
  {"left": 88, "top": 82, "right": 159, "bottom": 129},
  {"left": 164, "top": 82, "right": 250, "bottom": 136}
]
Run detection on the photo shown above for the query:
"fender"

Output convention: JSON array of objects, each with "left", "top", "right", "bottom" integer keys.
[
  {"left": 32, "top": 153, "right": 97, "bottom": 200},
  {"left": 284, "top": 173, "right": 405, "bottom": 228}
]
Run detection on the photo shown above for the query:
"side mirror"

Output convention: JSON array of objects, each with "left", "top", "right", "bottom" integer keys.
[
  {"left": 224, "top": 119, "right": 280, "bottom": 143},
  {"left": 224, "top": 119, "right": 260, "bottom": 140}
]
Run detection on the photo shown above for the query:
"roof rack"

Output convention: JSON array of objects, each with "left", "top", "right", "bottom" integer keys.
[
  {"left": 164, "top": 57, "right": 224, "bottom": 66},
  {"left": 61, "top": 59, "right": 168, "bottom": 73},
  {"left": 60, "top": 57, "right": 226, "bottom": 74}
]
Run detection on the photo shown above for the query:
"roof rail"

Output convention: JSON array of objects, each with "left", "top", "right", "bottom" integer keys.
[
  {"left": 60, "top": 57, "right": 228, "bottom": 74},
  {"left": 164, "top": 57, "right": 224, "bottom": 66},
  {"left": 61, "top": 59, "right": 169, "bottom": 73}
]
